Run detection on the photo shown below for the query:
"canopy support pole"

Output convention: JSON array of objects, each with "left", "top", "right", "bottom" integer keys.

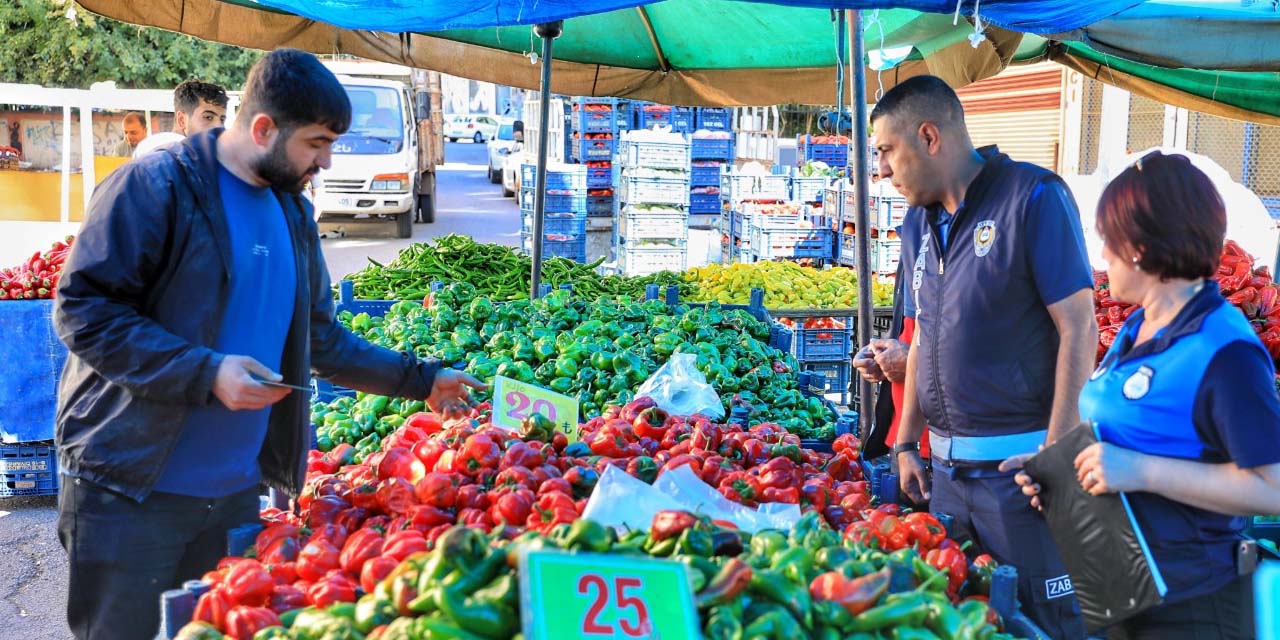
[
  {"left": 530, "top": 21, "right": 563, "bottom": 299},
  {"left": 851, "top": 10, "right": 874, "bottom": 439}
]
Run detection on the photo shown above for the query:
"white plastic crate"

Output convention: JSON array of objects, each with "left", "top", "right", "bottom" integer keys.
[
  {"left": 837, "top": 235, "right": 902, "bottom": 274},
  {"left": 749, "top": 226, "right": 832, "bottom": 260},
  {"left": 620, "top": 175, "right": 690, "bottom": 206},
  {"left": 618, "top": 207, "right": 689, "bottom": 240},
  {"left": 620, "top": 139, "right": 691, "bottom": 170},
  {"left": 792, "top": 176, "right": 828, "bottom": 203},
  {"left": 619, "top": 245, "right": 688, "bottom": 276},
  {"left": 722, "top": 173, "right": 789, "bottom": 205}
]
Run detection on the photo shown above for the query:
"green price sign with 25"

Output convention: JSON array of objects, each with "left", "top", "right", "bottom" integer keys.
[{"left": 519, "top": 549, "right": 700, "bottom": 640}]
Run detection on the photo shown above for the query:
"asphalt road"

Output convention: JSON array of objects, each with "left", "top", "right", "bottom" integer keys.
[
  {"left": 0, "top": 141, "right": 520, "bottom": 639},
  {"left": 319, "top": 141, "right": 521, "bottom": 283}
]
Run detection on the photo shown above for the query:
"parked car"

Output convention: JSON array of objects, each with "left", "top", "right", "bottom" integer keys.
[
  {"left": 501, "top": 145, "right": 523, "bottom": 199},
  {"left": 444, "top": 115, "right": 499, "bottom": 143},
  {"left": 486, "top": 119, "right": 522, "bottom": 184}
]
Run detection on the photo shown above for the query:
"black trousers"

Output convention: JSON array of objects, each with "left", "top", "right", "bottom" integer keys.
[
  {"left": 1107, "top": 575, "right": 1255, "bottom": 640},
  {"left": 56, "top": 476, "right": 259, "bottom": 640}
]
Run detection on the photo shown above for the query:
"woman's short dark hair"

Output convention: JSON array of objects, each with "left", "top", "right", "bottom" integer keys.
[
  {"left": 237, "top": 48, "right": 351, "bottom": 135},
  {"left": 1096, "top": 151, "right": 1226, "bottom": 281}
]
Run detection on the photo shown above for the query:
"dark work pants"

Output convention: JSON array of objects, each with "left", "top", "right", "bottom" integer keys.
[
  {"left": 1107, "top": 575, "right": 1254, "bottom": 640},
  {"left": 930, "top": 461, "right": 1088, "bottom": 640},
  {"left": 56, "top": 476, "right": 259, "bottom": 640}
]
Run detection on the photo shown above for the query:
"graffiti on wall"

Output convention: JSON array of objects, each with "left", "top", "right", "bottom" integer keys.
[{"left": 19, "top": 119, "right": 82, "bottom": 170}]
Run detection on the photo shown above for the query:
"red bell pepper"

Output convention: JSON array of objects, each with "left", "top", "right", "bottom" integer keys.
[
  {"left": 223, "top": 560, "right": 275, "bottom": 608},
  {"left": 526, "top": 492, "right": 577, "bottom": 533},
  {"left": 267, "top": 584, "right": 306, "bottom": 614},
  {"left": 224, "top": 606, "right": 281, "bottom": 640},
  {"left": 339, "top": 527, "right": 385, "bottom": 575},
  {"left": 382, "top": 529, "right": 429, "bottom": 561},
  {"left": 843, "top": 521, "right": 882, "bottom": 548},
  {"left": 306, "top": 571, "right": 358, "bottom": 608},
  {"left": 360, "top": 555, "right": 400, "bottom": 594},
  {"left": 488, "top": 488, "right": 535, "bottom": 526},
  {"left": 305, "top": 495, "right": 349, "bottom": 529},
  {"left": 458, "top": 434, "right": 501, "bottom": 473},
  {"left": 295, "top": 538, "right": 341, "bottom": 582},
  {"left": 404, "top": 411, "right": 444, "bottom": 435},
  {"left": 193, "top": 586, "right": 235, "bottom": 630},
  {"left": 500, "top": 441, "right": 544, "bottom": 470},
  {"left": 456, "top": 483, "right": 490, "bottom": 510},
  {"left": 255, "top": 524, "right": 300, "bottom": 564},
  {"left": 926, "top": 546, "right": 969, "bottom": 592},
  {"left": 904, "top": 512, "right": 947, "bottom": 550},
  {"left": 375, "top": 477, "right": 418, "bottom": 515}
]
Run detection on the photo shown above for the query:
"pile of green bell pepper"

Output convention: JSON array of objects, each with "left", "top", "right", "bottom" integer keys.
[{"left": 315, "top": 284, "right": 837, "bottom": 445}]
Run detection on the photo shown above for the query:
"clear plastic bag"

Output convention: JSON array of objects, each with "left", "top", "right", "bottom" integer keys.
[
  {"left": 582, "top": 463, "right": 800, "bottom": 534},
  {"left": 634, "top": 353, "right": 725, "bottom": 419}
]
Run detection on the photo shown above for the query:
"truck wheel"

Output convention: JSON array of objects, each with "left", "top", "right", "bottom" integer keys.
[
  {"left": 473, "top": 132, "right": 484, "bottom": 144},
  {"left": 396, "top": 210, "right": 413, "bottom": 238},
  {"left": 417, "top": 193, "right": 435, "bottom": 223}
]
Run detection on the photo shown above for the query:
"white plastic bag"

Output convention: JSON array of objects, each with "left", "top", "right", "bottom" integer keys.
[
  {"left": 582, "top": 463, "right": 801, "bottom": 534},
  {"left": 634, "top": 353, "right": 725, "bottom": 419}
]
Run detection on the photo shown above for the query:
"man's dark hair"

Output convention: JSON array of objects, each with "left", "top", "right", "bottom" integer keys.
[
  {"left": 174, "top": 80, "right": 229, "bottom": 114},
  {"left": 122, "top": 111, "right": 145, "bottom": 126},
  {"left": 237, "top": 48, "right": 351, "bottom": 135},
  {"left": 869, "top": 75, "right": 965, "bottom": 132}
]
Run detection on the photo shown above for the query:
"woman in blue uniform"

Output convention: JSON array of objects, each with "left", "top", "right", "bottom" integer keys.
[{"left": 1017, "top": 151, "right": 1280, "bottom": 639}]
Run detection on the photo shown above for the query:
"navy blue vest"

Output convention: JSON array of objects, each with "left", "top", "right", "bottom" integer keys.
[{"left": 902, "top": 148, "right": 1071, "bottom": 438}]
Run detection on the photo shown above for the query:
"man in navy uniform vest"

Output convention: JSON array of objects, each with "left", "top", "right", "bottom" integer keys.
[{"left": 876, "top": 76, "right": 1097, "bottom": 638}]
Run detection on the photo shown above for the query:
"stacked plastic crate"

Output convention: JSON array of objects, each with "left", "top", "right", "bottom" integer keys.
[
  {"left": 519, "top": 162, "right": 589, "bottom": 262},
  {"left": 688, "top": 109, "right": 733, "bottom": 227},
  {"left": 632, "top": 102, "right": 696, "bottom": 134},
  {"left": 616, "top": 131, "right": 691, "bottom": 275},
  {"left": 569, "top": 98, "right": 631, "bottom": 218},
  {"left": 778, "top": 316, "right": 855, "bottom": 406},
  {"left": 830, "top": 179, "right": 905, "bottom": 275},
  {"left": 797, "top": 134, "right": 850, "bottom": 166}
]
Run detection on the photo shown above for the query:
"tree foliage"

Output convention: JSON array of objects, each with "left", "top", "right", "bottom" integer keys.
[{"left": 0, "top": 0, "right": 261, "bottom": 90}]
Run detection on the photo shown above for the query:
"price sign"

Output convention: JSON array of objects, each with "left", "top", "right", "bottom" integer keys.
[
  {"left": 491, "top": 376, "right": 580, "bottom": 441},
  {"left": 519, "top": 549, "right": 700, "bottom": 640}
]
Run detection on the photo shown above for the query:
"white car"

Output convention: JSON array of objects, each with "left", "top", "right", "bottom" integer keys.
[
  {"left": 486, "top": 120, "right": 522, "bottom": 184},
  {"left": 501, "top": 145, "right": 524, "bottom": 198},
  {"left": 444, "top": 115, "right": 500, "bottom": 143}
]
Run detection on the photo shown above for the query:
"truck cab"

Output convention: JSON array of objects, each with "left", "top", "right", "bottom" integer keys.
[{"left": 311, "top": 76, "right": 425, "bottom": 237}]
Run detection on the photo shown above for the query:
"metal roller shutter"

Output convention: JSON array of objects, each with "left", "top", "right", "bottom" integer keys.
[{"left": 956, "top": 63, "right": 1065, "bottom": 172}]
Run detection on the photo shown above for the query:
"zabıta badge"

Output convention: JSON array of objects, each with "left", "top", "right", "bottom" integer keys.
[
  {"left": 1122, "top": 366, "right": 1154, "bottom": 400},
  {"left": 973, "top": 220, "right": 997, "bottom": 257}
]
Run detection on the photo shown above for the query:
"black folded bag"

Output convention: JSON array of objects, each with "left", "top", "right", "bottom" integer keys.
[{"left": 1023, "top": 423, "right": 1167, "bottom": 633}]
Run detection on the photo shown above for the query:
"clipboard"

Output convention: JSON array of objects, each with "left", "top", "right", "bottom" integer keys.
[{"left": 1023, "top": 423, "right": 1166, "bottom": 632}]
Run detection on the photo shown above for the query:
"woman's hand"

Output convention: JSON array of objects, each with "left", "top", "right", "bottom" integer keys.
[
  {"left": 1074, "top": 442, "right": 1150, "bottom": 495},
  {"left": 999, "top": 451, "right": 1043, "bottom": 510}
]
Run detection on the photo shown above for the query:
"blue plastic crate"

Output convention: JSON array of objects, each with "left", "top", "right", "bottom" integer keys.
[
  {"left": 572, "top": 99, "right": 624, "bottom": 133},
  {"left": 802, "top": 361, "right": 851, "bottom": 405},
  {"left": 587, "top": 193, "right": 614, "bottom": 217},
  {"left": 585, "top": 164, "right": 612, "bottom": 189},
  {"left": 691, "top": 137, "right": 733, "bottom": 161},
  {"left": 690, "top": 163, "right": 724, "bottom": 187},
  {"left": 520, "top": 187, "right": 588, "bottom": 214},
  {"left": 573, "top": 136, "right": 617, "bottom": 161},
  {"left": 799, "top": 137, "right": 848, "bottom": 165},
  {"left": 312, "top": 378, "right": 356, "bottom": 403},
  {"left": 791, "top": 322, "right": 853, "bottom": 360},
  {"left": 0, "top": 441, "right": 57, "bottom": 497},
  {"left": 520, "top": 164, "right": 586, "bottom": 190},
  {"left": 671, "top": 106, "right": 695, "bottom": 133},
  {"left": 522, "top": 213, "right": 588, "bottom": 238},
  {"left": 696, "top": 107, "right": 731, "bottom": 131},
  {"left": 635, "top": 105, "right": 676, "bottom": 130},
  {"left": 689, "top": 192, "right": 721, "bottom": 214},
  {"left": 769, "top": 322, "right": 793, "bottom": 353},
  {"left": 524, "top": 233, "right": 588, "bottom": 262}
]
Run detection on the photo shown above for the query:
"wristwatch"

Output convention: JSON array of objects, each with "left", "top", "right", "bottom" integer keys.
[{"left": 893, "top": 442, "right": 920, "bottom": 457}]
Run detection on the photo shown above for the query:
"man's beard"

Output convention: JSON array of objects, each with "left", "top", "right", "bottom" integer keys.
[{"left": 252, "top": 137, "right": 315, "bottom": 194}]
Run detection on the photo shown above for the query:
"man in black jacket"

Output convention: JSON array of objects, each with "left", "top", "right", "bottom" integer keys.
[{"left": 53, "top": 49, "right": 482, "bottom": 640}]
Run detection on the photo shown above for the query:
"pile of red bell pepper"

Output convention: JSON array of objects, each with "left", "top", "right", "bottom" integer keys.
[
  {"left": 777, "top": 316, "right": 846, "bottom": 340},
  {"left": 1095, "top": 239, "right": 1280, "bottom": 364},
  {"left": 0, "top": 236, "right": 73, "bottom": 300},
  {"left": 188, "top": 398, "right": 873, "bottom": 637}
]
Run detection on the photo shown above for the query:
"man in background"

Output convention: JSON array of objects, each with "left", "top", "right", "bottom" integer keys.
[
  {"left": 134, "top": 80, "right": 229, "bottom": 157},
  {"left": 115, "top": 112, "right": 147, "bottom": 156}
]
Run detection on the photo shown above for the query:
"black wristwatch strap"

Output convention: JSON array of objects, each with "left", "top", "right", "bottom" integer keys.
[{"left": 893, "top": 442, "right": 920, "bottom": 456}]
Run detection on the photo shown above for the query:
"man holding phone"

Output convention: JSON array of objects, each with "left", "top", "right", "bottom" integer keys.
[{"left": 53, "top": 49, "right": 481, "bottom": 640}]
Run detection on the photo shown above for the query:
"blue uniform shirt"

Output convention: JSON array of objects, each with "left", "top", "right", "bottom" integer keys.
[
  {"left": 154, "top": 164, "right": 297, "bottom": 497},
  {"left": 1080, "top": 282, "right": 1280, "bottom": 604},
  {"left": 900, "top": 147, "right": 1093, "bottom": 442}
]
